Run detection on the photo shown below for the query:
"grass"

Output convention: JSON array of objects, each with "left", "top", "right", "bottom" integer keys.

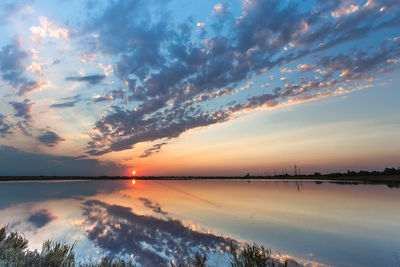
[{"left": 0, "top": 225, "right": 288, "bottom": 267}]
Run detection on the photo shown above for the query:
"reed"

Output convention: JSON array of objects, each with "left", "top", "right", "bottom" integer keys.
[{"left": 1, "top": 225, "right": 287, "bottom": 267}]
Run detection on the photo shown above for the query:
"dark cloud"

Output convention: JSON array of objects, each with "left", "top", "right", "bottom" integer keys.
[
  {"left": 82, "top": 200, "right": 235, "bottom": 266},
  {"left": 0, "top": 39, "right": 44, "bottom": 96},
  {"left": 317, "top": 41, "right": 400, "bottom": 82},
  {"left": 0, "top": 114, "right": 12, "bottom": 136},
  {"left": 27, "top": 209, "right": 56, "bottom": 229},
  {"left": 84, "top": 0, "right": 170, "bottom": 81},
  {"left": 139, "top": 142, "right": 168, "bottom": 158},
  {"left": 0, "top": 39, "right": 28, "bottom": 87},
  {"left": 0, "top": 145, "right": 124, "bottom": 176},
  {"left": 65, "top": 74, "right": 106, "bottom": 85},
  {"left": 9, "top": 99, "right": 32, "bottom": 119},
  {"left": 81, "top": 0, "right": 400, "bottom": 155},
  {"left": 50, "top": 101, "right": 77, "bottom": 108},
  {"left": 87, "top": 106, "right": 230, "bottom": 155},
  {"left": 138, "top": 197, "right": 168, "bottom": 216},
  {"left": 37, "top": 130, "right": 65, "bottom": 147}
]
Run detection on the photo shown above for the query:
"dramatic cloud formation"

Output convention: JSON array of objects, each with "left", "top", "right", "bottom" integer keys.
[
  {"left": 0, "top": 0, "right": 399, "bottom": 173},
  {"left": 27, "top": 209, "right": 56, "bottom": 229},
  {"left": 84, "top": 0, "right": 400, "bottom": 156}
]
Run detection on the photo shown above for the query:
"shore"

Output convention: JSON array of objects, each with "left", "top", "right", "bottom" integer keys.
[{"left": 1, "top": 173, "right": 399, "bottom": 185}]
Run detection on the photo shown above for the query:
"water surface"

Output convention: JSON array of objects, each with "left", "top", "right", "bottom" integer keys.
[{"left": 0, "top": 179, "right": 399, "bottom": 266}]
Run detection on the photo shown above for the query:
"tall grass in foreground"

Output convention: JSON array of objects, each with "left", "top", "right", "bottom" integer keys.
[{"left": 0, "top": 225, "right": 287, "bottom": 267}]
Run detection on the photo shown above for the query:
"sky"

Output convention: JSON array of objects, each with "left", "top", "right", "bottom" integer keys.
[{"left": 0, "top": 0, "right": 399, "bottom": 176}]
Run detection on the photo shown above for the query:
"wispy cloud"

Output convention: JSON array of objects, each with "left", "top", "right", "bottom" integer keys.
[
  {"left": 139, "top": 142, "right": 168, "bottom": 158},
  {"left": 65, "top": 74, "right": 106, "bottom": 85}
]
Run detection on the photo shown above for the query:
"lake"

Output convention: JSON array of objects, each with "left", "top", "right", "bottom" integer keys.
[{"left": 0, "top": 179, "right": 399, "bottom": 266}]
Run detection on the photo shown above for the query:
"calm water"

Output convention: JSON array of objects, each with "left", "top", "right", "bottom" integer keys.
[{"left": 0, "top": 179, "right": 399, "bottom": 266}]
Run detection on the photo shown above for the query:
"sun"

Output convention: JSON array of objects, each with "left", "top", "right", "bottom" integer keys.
[
  {"left": 131, "top": 179, "right": 136, "bottom": 185},
  {"left": 132, "top": 170, "right": 136, "bottom": 176}
]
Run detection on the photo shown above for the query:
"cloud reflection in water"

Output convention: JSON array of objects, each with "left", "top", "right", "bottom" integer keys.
[
  {"left": 27, "top": 209, "right": 57, "bottom": 229},
  {"left": 81, "top": 200, "right": 235, "bottom": 266}
]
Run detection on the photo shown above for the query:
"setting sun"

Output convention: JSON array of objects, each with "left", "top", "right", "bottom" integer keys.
[{"left": 132, "top": 170, "right": 136, "bottom": 176}]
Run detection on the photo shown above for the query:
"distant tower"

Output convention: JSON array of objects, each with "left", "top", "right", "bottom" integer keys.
[{"left": 294, "top": 165, "right": 298, "bottom": 176}]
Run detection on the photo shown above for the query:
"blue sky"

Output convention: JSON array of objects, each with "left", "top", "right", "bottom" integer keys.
[{"left": 0, "top": 0, "right": 399, "bottom": 176}]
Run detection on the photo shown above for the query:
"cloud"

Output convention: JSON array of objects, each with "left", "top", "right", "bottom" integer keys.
[
  {"left": 331, "top": 4, "right": 360, "bottom": 18},
  {"left": 0, "top": 114, "right": 12, "bottom": 136},
  {"left": 27, "top": 209, "right": 56, "bottom": 229},
  {"left": 18, "top": 80, "right": 49, "bottom": 96},
  {"left": 138, "top": 197, "right": 168, "bottom": 216},
  {"left": 65, "top": 74, "right": 106, "bottom": 85},
  {"left": 280, "top": 68, "right": 292, "bottom": 73},
  {"left": 87, "top": 106, "right": 230, "bottom": 155},
  {"left": 297, "top": 64, "right": 317, "bottom": 72},
  {"left": 92, "top": 88, "right": 126, "bottom": 103},
  {"left": 30, "top": 16, "right": 69, "bottom": 42},
  {"left": 27, "top": 61, "right": 44, "bottom": 76},
  {"left": 37, "top": 130, "right": 65, "bottom": 147},
  {"left": 0, "top": 39, "right": 47, "bottom": 96},
  {"left": 0, "top": 39, "right": 29, "bottom": 87},
  {"left": 81, "top": 0, "right": 400, "bottom": 155},
  {"left": 0, "top": 145, "right": 124, "bottom": 176},
  {"left": 9, "top": 99, "right": 32, "bottom": 119},
  {"left": 50, "top": 95, "right": 81, "bottom": 108},
  {"left": 50, "top": 101, "right": 77, "bottom": 108},
  {"left": 139, "top": 142, "right": 168, "bottom": 158},
  {"left": 81, "top": 53, "right": 97, "bottom": 63},
  {"left": 213, "top": 3, "right": 229, "bottom": 15}
]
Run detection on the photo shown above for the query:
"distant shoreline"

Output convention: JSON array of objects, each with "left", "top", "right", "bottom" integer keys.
[{"left": 1, "top": 173, "right": 400, "bottom": 184}]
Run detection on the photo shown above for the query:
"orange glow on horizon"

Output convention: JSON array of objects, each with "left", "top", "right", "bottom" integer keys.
[{"left": 132, "top": 170, "right": 136, "bottom": 176}]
